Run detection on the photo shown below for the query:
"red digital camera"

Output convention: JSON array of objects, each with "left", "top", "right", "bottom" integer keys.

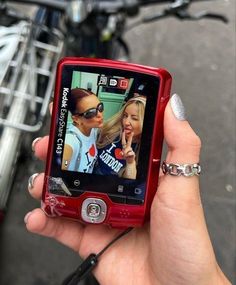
[{"left": 42, "top": 57, "right": 171, "bottom": 228}]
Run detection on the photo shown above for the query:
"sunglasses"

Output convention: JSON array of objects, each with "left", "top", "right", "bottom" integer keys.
[{"left": 75, "top": 102, "right": 104, "bottom": 119}]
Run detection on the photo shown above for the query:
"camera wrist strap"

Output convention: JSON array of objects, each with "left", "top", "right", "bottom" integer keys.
[{"left": 62, "top": 227, "right": 133, "bottom": 285}]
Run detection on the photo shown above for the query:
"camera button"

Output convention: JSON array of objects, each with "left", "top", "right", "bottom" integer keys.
[
  {"left": 126, "top": 197, "right": 144, "bottom": 205},
  {"left": 87, "top": 203, "right": 101, "bottom": 218},
  {"left": 108, "top": 194, "right": 126, "bottom": 204},
  {"left": 81, "top": 198, "right": 107, "bottom": 224}
]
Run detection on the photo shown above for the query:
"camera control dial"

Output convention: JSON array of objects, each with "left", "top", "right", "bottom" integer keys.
[{"left": 81, "top": 198, "right": 107, "bottom": 224}]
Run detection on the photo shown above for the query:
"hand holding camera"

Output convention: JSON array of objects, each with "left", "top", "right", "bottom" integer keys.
[{"left": 26, "top": 93, "right": 231, "bottom": 285}]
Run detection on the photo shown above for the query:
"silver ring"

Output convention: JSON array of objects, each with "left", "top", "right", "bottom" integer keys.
[
  {"left": 28, "top": 173, "right": 39, "bottom": 190},
  {"left": 162, "top": 161, "right": 201, "bottom": 177}
]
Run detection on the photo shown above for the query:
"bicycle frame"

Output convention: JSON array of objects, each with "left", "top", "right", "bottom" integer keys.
[{"left": 0, "top": 12, "right": 64, "bottom": 209}]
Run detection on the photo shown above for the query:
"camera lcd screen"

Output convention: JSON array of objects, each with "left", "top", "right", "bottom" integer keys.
[{"left": 49, "top": 65, "right": 160, "bottom": 205}]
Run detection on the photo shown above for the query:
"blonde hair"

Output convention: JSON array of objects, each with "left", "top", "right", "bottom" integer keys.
[{"left": 97, "top": 96, "right": 146, "bottom": 149}]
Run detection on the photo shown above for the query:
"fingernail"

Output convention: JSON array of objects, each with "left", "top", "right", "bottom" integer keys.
[
  {"left": 28, "top": 173, "right": 39, "bottom": 191},
  {"left": 24, "top": 212, "right": 32, "bottom": 224},
  {"left": 32, "top": 137, "right": 42, "bottom": 152},
  {"left": 170, "top": 94, "right": 187, "bottom": 121}
]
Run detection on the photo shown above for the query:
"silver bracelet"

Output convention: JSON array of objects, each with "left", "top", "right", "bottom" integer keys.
[{"left": 162, "top": 161, "right": 201, "bottom": 177}]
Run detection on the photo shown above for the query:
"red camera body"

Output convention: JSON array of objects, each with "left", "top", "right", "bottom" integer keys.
[{"left": 42, "top": 57, "right": 171, "bottom": 228}]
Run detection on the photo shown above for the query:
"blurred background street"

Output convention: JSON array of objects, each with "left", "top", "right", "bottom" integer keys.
[{"left": 0, "top": 0, "right": 235, "bottom": 284}]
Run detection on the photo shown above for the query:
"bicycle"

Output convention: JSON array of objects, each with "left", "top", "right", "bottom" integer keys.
[{"left": 0, "top": 0, "right": 227, "bottom": 283}]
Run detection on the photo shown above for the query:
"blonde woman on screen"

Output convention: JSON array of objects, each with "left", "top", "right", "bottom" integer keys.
[{"left": 94, "top": 95, "right": 146, "bottom": 179}]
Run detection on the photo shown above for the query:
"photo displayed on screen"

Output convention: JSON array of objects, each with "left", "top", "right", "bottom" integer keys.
[{"left": 61, "top": 71, "right": 148, "bottom": 180}]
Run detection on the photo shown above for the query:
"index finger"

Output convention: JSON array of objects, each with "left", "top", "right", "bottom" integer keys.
[
  {"left": 122, "top": 130, "right": 127, "bottom": 147},
  {"left": 32, "top": 103, "right": 52, "bottom": 160},
  {"left": 32, "top": 135, "right": 49, "bottom": 161},
  {"left": 127, "top": 132, "right": 134, "bottom": 147}
]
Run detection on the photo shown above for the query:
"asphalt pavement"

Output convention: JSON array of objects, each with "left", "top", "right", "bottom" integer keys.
[{"left": 0, "top": 1, "right": 235, "bottom": 285}]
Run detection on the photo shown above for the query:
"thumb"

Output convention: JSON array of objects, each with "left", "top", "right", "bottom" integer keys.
[
  {"left": 151, "top": 94, "right": 220, "bottom": 285},
  {"left": 156, "top": 93, "right": 202, "bottom": 210},
  {"left": 164, "top": 93, "right": 201, "bottom": 164}
]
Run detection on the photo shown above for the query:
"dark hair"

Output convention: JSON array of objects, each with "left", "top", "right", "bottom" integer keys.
[{"left": 69, "top": 88, "right": 95, "bottom": 114}]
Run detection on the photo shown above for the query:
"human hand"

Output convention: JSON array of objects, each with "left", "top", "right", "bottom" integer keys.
[
  {"left": 25, "top": 94, "right": 231, "bottom": 285},
  {"left": 121, "top": 130, "right": 135, "bottom": 164}
]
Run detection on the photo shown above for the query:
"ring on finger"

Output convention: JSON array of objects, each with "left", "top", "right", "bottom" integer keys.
[
  {"left": 28, "top": 173, "right": 39, "bottom": 191},
  {"left": 162, "top": 161, "right": 201, "bottom": 177}
]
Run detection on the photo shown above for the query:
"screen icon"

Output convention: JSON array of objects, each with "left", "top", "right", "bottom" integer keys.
[
  {"left": 98, "top": 75, "right": 108, "bottom": 86},
  {"left": 109, "top": 78, "right": 118, "bottom": 87},
  {"left": 74, "top": 180, "right": 80, "bottom": 187},
  {"left": 118, "top": 78, "right": 129, "bottom": 89},
  {"left": 117, "top": 185, "right": 124, "bottom": 193},
  {"left": 134, "top": 188, "right": 142, "bottom": 195}
]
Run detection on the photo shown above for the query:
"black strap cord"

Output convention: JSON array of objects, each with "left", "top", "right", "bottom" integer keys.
[{"left": 62, "top": 227, "right": 133, "bottom": 285}]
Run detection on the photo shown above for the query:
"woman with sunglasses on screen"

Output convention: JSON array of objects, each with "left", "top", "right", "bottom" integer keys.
[
  {"left": 62, "top": 88, "right": 104, "bottom": 173},
  {"left": 94, "top": 95, "right": 146, "bottom": 179}
]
